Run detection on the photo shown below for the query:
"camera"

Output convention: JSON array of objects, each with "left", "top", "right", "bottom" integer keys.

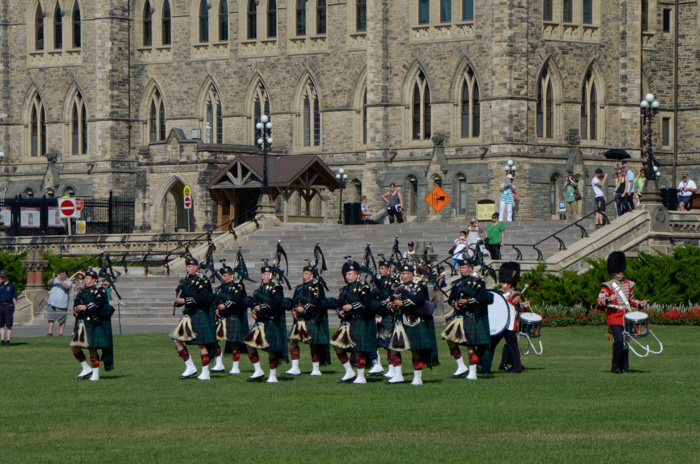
[{"left": 470, "top": 221, "right": 476, "bottom": 225}]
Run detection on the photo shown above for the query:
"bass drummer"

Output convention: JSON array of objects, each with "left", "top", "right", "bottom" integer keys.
[
  {"left": 597, "top": 251, "right": 648, "bottom": 374},
  {"left": 492, "top": 262, "right": 527, "bottom": 373}
]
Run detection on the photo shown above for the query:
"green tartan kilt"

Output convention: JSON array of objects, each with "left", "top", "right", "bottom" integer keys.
[
  {"left": 187, "top": 310, "right": 217, "bottom": 345},
  {"left": 263, "top": 316, "right": 288, "bottom": 355},
  {"left": 348, "top": 317, "right": 377, "bottom": 353},
  {"left": 86, "top": 319, "right": 112, "bottom": 349},
  {"left": 376, "top": 315, "right": 393, "bottom": 349},
  {"left": 303, "top": 313, "right": 330, "bottom": 345},
  {"left": 225, "top": 314, "right": 250, "bottom": 343},
  {"left": 403, "top": 317, "right": 433, "bottom": 351},
  {"left": 459, "top": 314, "right": 490, "bottom": 346}
]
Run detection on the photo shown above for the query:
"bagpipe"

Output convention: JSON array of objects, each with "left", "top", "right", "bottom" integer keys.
[
  {"left": 330, "top": 263, "right": 357, "bottom": 350},
  {"left": 610, "top": 281, "right": 663, "bottom": 358},
  {"left": 441, "top": 274, "right": 485, "bottom": 344}
]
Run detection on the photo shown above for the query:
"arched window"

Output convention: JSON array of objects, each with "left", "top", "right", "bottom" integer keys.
[
  {"left": 463, "top": 0, "right": 474, "bottom": 21},
  {"left": 296, "top": 0, "right": 306, "bottom": 36},
  {"left": 72, "top": 1, "right": 81, "bottom": 48},
  {"left": 70, "top": 92, "right": 88, "bottom": 154},
  {"left": 162, "top": 0, "right": 172, "bottom": 45},
  {"left": 317, "top": 0, "right": 327, "bottom": 34},
  {"left": 440, "top": 0, "right": 451, "bottom": 22},
  {"left": 253, "top": 82, "right": 271, "bottom": 135},
  {"left": 356, "top": 0, "right": 367, "bottom": 32},
  {"left": 412, "top": 71, "right": 431, "bottom": 141},
  {"left": 267, "top": 0, "right": 277, "bottom": 37},
  {"left": 149, "top": 90, "right": 166, "bottom": 142},
  {"left": 24, "top": 188, "right": 35, "bottom": 198},
  {"left": 419, "top": 0, "right": 430, "bottom": 24},
  {"left": 143, "top": 0, "right": 153, "bottom": 46},
  {"left": 35, "top": 4, "right": 45, "bottom": 50},
  {"left": 30, "top": 94, "right": 47, "bottom": 157},
  {"left": 54, "top": 2, "right": 63, "bottom": 50},
  {"left": 199, "top": 0, "right": 209, "bottom": 43},
  {"left": 247, "top": 0, "right": 257, "bottom": 39},
  {"left": 205, "top": 86, "right": 223, "bottom": 144},
  {"left": 460, "top": 67, "right": 480, "bottom": 138},
  {"left": 301, "top": 80, "right": 321, "bottom": 147},
  {"left": 581, "top": 70, "right": 597, "bottom": 141},
  {"left": 219, "top": 0, "right": 229, "bottom": 41},
  {"left": 537, "top": 64, "right": 553, "bottom": 139}
]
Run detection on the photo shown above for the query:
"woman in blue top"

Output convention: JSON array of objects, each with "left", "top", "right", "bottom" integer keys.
[{"left": 498, "top": 175, "right": 516, "bottom": 222}]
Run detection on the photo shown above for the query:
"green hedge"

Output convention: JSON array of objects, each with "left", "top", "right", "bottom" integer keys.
[
  {"left": 520, "top": 244, "right": 700, "bottom": 308},
  {"left": 0, "top": 251, "right": 100, "bottom": 295}
]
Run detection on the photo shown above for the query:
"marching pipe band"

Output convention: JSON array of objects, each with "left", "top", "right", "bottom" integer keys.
[{"left": 80, "top": 241, "right": 658, "bottom": 384}]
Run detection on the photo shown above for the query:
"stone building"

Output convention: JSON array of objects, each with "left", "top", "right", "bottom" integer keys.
[{"left": 1, "top": 1, "right": 698, "bottom": 232}]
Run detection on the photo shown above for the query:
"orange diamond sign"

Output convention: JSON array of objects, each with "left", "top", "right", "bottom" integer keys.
[{"left": 425, "top": 185, "right": 451, "bottom": 213}]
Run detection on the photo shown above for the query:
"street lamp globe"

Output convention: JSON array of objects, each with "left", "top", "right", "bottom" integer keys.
[
  {"left": 645, "top": 93, "right": 655, "bottom": 103},
  {"left": 260, "top": 114, "right": 269, "bottom": 123},
  {"left": 640, "top": 100, "right": 648, "bottom": 109}
]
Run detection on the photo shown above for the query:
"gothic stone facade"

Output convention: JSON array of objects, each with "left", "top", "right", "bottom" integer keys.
[{"left": 1, "top": 0, "right": 699, "bottom": 232}]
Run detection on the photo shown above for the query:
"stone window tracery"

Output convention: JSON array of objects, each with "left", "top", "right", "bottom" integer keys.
[
  {"left": 148, "top": 89, "right": 166, "bottom": 143},
  {"left": 204, "top": 86, "right": 223, "bottom": 144},
  {"left": 459, "top": 67, "right": 480, "bottom": 139},
  {"left": 69, "top": 91, "right": 88, "bottom": 155},
  {"left": 411, "top": 71, "right": 431, "bottom": 141},
  {"left": 29, "top": 93, "right": 47, "bottom": 157}
]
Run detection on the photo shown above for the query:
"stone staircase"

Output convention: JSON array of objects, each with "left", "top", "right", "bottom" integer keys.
[{"left": 114, "top": 219, "right": 585, "bottom": 324}]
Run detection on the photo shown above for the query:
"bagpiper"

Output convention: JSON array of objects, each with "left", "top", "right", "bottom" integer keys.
[
  {"left": 387, "top": 263, "right": 439, "bottom": 385},
  {"left": 171, "top": 257, "right": 216, "bottom": 380},
  {"left": 332, "top": 259, "right": 375, "bottom": 384},
  {"left": 284, "top": 263, "right": 330, "bottom": 376},
  {"left": 369, "top": 259, "right": 400, "bottom": 378},
  {"left": 245, "top": 262, "right": 288, "bottom": 383},
  {"left": 212, "top": 264, "right": 251, "bottom": 375},
  {"left": 445, "top": 257, "right": 491, "bottom": 380},
  {"left": 597, "top": 251, "right": 648, "bottom": 374},
  {"left": 70, "top": 269, "right": 114, "bottom": 381}
]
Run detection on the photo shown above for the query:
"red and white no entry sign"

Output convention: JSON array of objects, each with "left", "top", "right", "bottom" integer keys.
[
  {"left": 75, "top": 198, "right": 84, "bottom": 211},
  {"left": 184, "top": 195, "right": 192, "bottom": 209},
  {"left": 58, "top": 198, "right": 77, "bottom": 218}
]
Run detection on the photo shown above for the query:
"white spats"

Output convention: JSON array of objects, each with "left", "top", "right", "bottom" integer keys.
[
  {"left": 285, "top": 359, "right": 301, "bottom": 376},
  {"left": 229, "top": 361, "right": 240, "bottom": 375},
  {"left": 386, "top": 364, "right": 404, "bottom": 384},
  {"left": 78, "top": 361, "right": 92, "bottom": 380},
  {"left": 197, "top": 365, "right": 210, "bottom": 380},
  {"left": 339, "top": 361, "right": 356, "bottom": 382},
  {"left": 411, "top": 370, "right": 423, "bottom": 386},
  {"left": 452, "top": 357, "right": 468, "bottom": 378},
  {"left": 247, "top": 362, "right": 265, "bottom": 381},
  {"left": 211, "top": 355, "right": 225, "bottom": 373},
  {"left": 180, "top": 358, "right": 197, "bottom": 379},
  {"left": 267, "top": 368, "right": 278, "bottom": 383},
  {"left": 466, "top": 364, "right": 477, "bottom": 380},
  {"left": 383, "top": 364, "right": 395, "bottom": 378},
  {"left": 310, "top": 362, "right": 322, "bottom": 376},
  {"left": 353, "top": 368, "right": 366, "bottom": 384},
  {"left": 89, "top": 367, "right": 100, "bottom": 382},
  {"left": 367, "top": 355, "right": 384, "bottom": 376}
]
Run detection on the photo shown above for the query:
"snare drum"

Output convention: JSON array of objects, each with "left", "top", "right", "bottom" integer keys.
[
  {"left": 487, "top": 290, "right": 510, "bottom": 336},
  {"left": 519, "top": 313, "right": 542, "bottom": 338},
  {"left": 624, "top": 311, "right": 649, "bottom": 338}
]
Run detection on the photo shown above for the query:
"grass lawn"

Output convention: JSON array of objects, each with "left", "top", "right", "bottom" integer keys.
[{"left": 1, "top": 326, "right": 699, "bottom": 464}]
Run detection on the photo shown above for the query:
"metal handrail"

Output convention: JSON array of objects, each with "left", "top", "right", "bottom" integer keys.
[{"left": 506, "top": 198, "right": 615, "bottom": 261}]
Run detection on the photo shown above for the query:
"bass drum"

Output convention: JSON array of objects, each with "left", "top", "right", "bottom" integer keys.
[{"left": 487, "top": 290, "right": 510, "bottom": 336}]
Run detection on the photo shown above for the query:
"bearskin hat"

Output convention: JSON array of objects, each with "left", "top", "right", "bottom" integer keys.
[
  {"left": 607, "top": 251, "right": 627, "bottom": 274},
  {"left": 341, "top": 260, "right": 360, "bottom": 276},
  {"left": 498, "top": 262, "right": 520, "bottom": 286}
]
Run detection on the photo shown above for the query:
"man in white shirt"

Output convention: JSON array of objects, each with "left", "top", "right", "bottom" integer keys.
[
  {"left": 622, "top": 162, "right": 636, "bottom": 212},
  {"left": 591, "top": 168, "right": 608, "bottom": 228},
  {"left": 678, "top": 172, "right": 697, "bottom": 211}
]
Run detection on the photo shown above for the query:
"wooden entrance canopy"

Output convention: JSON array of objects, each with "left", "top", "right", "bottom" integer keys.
[{"left": 208, "top": 154, "right": 340, "bottom": 224}]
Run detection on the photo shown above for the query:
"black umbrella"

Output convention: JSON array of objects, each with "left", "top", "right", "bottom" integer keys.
[{"left": 603, "top": 149, "right": 631, "bottom": 161}]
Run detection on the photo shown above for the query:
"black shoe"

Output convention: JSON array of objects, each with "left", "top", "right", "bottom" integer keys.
[
  {"left": 179, "top": 373, "right": 195, "bottom": 380},
  {"left": 78, "top": 372, "right": 92, "bottom": 380},
  {"left": 385, "top": 379, "right": 404, "bottom": 384},
  {"left": 338, "top": 375, "right": 357, "bottom": 383},
  {"left": 247, "top": 374, "right": 265, "bottom": 382},
  {"left": 620, "top": 370, "right": 627, "bottom": 374},
  {"left": 612, "top": 368, "right": 621, "bottom": 374},
  {"left": 498, "top": 364, "right": 510, "bottom": 372},
  {"left": 210, "top": 368, "right": 225, "bottom": 373}
]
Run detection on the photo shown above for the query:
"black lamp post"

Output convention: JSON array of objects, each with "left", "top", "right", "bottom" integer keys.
[
  {"left": 640, "top": 93, "right": 663, "bottom": 206},
  {"left": 503, "top": 159, "right": 517, "bottom": 177},
  {"left": 255, "top": 115, "right": 273, "bottom": 195},
  {"left": 335, "top": 168, "right": 348, "bottom": 224}
]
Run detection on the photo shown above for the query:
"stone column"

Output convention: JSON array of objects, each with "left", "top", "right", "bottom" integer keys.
[{"left": 20, "top": 247, "right": 49, "bottom": 322}]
